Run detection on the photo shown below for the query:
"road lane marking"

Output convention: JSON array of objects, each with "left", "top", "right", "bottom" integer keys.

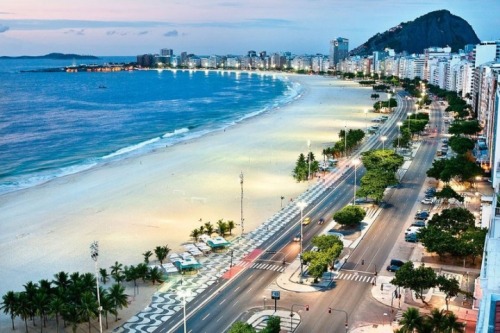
[
  {"left": 202, "top": 313, "right": 210, "bottom": 321},
  {"left": 246, "top": 274, "right": 254, "bottom": 281},
  {"left": 246, "top": 288, "right": 253, "bottom": 293},
  {"left": 219, "top": 298, "right": 226, "bottom": 305},
  {"left": 234, "top": 287, "right": 240, "bottom": 292}
]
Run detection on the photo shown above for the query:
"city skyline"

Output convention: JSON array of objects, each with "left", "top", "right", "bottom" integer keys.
[{"left": 0, "top": 0, "right": 499, "bottom": 56}]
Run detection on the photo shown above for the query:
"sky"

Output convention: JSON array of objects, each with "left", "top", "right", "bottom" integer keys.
[{"left": 0, "top": 0, "right": 499, "bottom": 56}]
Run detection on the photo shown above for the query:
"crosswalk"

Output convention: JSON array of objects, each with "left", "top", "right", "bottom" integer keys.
[
  {"left": 236, "top": 260, "right": 286, "bottom": 273},
  {"left": 336, "top": 272, "right": 376, "bottom": 284}
]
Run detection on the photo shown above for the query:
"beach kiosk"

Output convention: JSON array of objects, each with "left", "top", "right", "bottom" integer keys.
[
  {"left": 173, "top": 256, "right": 202, "bottom": 275},
  {"left": 206, "top": 236, "right": 231, "bottom": 252}
]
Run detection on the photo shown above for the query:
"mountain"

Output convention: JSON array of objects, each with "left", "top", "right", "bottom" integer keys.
[
  {"left": 0, "top": 53, "right": 99, "bottom": 60},
  {"left": 350, "top": 10, "right": 480, "bottom": 56}
]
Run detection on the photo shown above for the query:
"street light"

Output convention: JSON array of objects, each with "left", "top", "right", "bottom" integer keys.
[
  {"left": 90, "top": 241, "right": 103, "bottom": 333},
  {"left": 381, "top": 136, "right": 387, "bottom": 151},
  {"left": 239, "top": 172, "right": 244, "bottom": 236},
  {"left": 352, "top": 159, "right": 360, "bottom": 205},
  {"left": 397, "top": 121, "right": 403, "bottom": 150},
  {"left": 407, "top": 112, "right": 412, "bottom": 135},
  {"left": 328, "top": 308, "right": 349, "bottom": 333},
  {"left": 178, "top": 290, "right": 192, "bottom": 333},
  {"left": 297, "top": 201, "right": 307, "bottom": 283}
]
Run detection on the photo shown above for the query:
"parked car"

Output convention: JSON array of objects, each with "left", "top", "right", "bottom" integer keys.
[
  {"left": 415, "top": 211, "right": 430, "bottom": 220},
  {"left": 405, "top": 226, "right": 422, "bottom": 235},
  {"left": 421, "top": 197, "right": 435, "bottom": 205},
  {"left": 425, "top": 188, "right": 436, "bottom": 195},
  {"left": 293, "top": 234, "right": 301, "bottom": 242},
  {"left": 386, "top": 259, "right": 405, "bottom": 272},
  {"left": 412, "top": 220, "right": 426, "bottom": 227},
  {"left": 405, "top": 233, "right": 419, "bottom": 242},
  {"left": 318, "top": 218, "right": 325, "bottom": 225},
  {"left": 302, "top": 217, "right": 311, "bottom": 225}
]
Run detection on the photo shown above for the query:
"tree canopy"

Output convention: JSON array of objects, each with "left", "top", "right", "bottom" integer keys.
[
  {"left": 333, "top": 205, "right": 366, "bottom": 226},
  {"left": 391, "top": 262, "right": 437, "bottom": 304}
]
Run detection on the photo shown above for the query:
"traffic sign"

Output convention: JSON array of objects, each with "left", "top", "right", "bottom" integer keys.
[{"left": 271, "top": 290, "right": 280, "bottom": 300}]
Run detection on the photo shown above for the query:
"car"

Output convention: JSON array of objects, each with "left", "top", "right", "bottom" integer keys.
[
  {"left": 405, "top": 233, "right": 419, "bottom": 242},
  {"left": 293, "top": 234, "right": 301, "bottom": 242},
  {"left": 415, "top": 210, "right": 430, "bottom": 219},
  {"left": 386, "top": 259, "right": 405, "bottom": 272},
  {"left": 302, "top": 217, "right": 311, "bottom": 225},
  {"left": 318, "top": 218, "right": 325, "bottom": 225},
  {"left": 311, "top": 246, "right": 319, "bottom": 252},
  {"left": 411, "top": 220, "right": 426, "bottom": 227},
  {"left": 425, "top": 188, "right": 436, "bottom": 195},
  {"left": 421, "top": 197, "right": 435, "bottom": 205},
  {"left": 405, "top": 226, "right": 422, "bottom": 235}
]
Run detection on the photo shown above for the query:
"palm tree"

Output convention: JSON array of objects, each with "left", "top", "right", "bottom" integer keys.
[
  {"left": 399, "top": 307, "right": 423, "bottom": 333},
  {"left": 142, "top": 250, "right": 153, "bottom": 264},
  {"left": 190, "top": 228, "right": 200, "bottom": 242},
  {"left": 204, "top": 221, "right": 214, "bottom": 235},
  {"left": 79, "top": 291, "right": 98, "bottom": 333},
  {"left": 53, "top": 271, "right": 69, "bottom": 290},
  {"left": 1, "top": 291, "right": 18, "bottom": 330},
  {"left": 107, "top": 284, "right": 128, "bottom": 322},
  {"left": 443, "top": 312, "right": 465, "bottom": 333},
  {"left": 110, "top": 261, "right": 124, "bottom": 284},
  {"left": 425, "top": 308, "right": 446, "bottom": 332},
  {"left": 23, "top": 281, "right": 39, "bottom": 326},
  {"left": 62, "top": 303, "right": 83, "bottom": 333},
  {"left": 217, "top": 219, "right": 228, "bottom": 236},
  {"left": 16, "top": 292, "right": 31, "bottom": 333},
  {"left": 110, "top": 261, "right": 123, "bottom": 276},
  {"left": 198, "top": 225, "right": 205, "bottom": 235},
  {"left": 32, "top": 290, "right": 49, "bottom": 332},
  {"left": 48, "top": 295, "right": 65, "bottom": 333},
  {"left": 154, "top": 245, "right": 170, "bottom": 265},
  {"left": 99, "top": 268, "right": 110, "bottom": 284},
  {"left": 136, "top": 263, "right": 149, "bottom": 282},
  {"left": 124, "top": 265, "right": 140, "bottom": 295},
  {"left": 227, "top": 220, "right": 235, "bottom": 235},
  {"left": 148, "top": 266, "right": 164, "bottom": 285},
  {"left": 98, "top": 288, "right": 114, "bottom": 329}
]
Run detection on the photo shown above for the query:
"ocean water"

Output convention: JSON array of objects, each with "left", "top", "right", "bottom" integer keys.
[{"left": 0, "top": 57, "right": 301, "bottom": 195}]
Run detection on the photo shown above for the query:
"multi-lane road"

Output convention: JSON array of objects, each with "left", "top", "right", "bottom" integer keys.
[{"left": 155, "top": 94, "right": 443, "bottom": 333}]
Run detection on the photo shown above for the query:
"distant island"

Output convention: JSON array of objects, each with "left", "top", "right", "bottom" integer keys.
[{"left": 0, "top": 53, "right": 99, "bottom": 60}]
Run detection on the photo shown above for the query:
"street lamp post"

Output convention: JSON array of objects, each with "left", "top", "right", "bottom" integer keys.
[
  {"left": 352, "top": 159, "right": 360, "bottom": 205},
  {"left": 381, "top": 136, "right": 387, "bottom": 151},
  {"left": 297, "top": 201, "right": 307, "bottom": 283},
  {"left": 178, "top": 290, "right": 191, "bottom": 333},
  {"left": 328, "top": 308, "right": 349, "bottom": 333},
  {"left": 90, "top": 241, "right": 103, "bottom": 333},
  {"left": 239, "top": 172, "right": 244, "bottom": 236},
  {"left": 397, "top": 121, "right": 403, "bottom": 151}
]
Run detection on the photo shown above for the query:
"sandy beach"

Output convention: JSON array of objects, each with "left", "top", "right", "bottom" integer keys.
[{"left": 0, "top": 75, "right": 377, "bottom": 330}]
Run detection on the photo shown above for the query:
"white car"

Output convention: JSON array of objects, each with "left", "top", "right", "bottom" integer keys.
[
  {"left": 405, "top": 226, "right": 422, "bottom": 235},
  {"left": 421, "top": 197, "right": 435, "bottom": 205}
]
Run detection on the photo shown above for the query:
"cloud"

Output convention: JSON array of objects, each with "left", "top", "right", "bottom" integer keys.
[
  {"left": 163, "top": 30, "right": 179, "bottom": 37},
  {"left": 138, "top": 30, "right": 149, "bottom": 35},
  {"left": 0, "top": 25, "right": 9, "bottom": 33},
  {"left": 64, "top": 29, "right": 85, "bottom": 35},
  {"left": 106, "top": 30, "right": 117, "bottom": 35}
]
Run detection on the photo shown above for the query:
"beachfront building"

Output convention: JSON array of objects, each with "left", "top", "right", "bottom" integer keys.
[{"left": 329, "top": 37, "right": 349, "bottom": 69}]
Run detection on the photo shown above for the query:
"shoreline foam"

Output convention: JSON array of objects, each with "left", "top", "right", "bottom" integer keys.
[{"left": 0, "top": 75, "right": 377, "bottom": 330}]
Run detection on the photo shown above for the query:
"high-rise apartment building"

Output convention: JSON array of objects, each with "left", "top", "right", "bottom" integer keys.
[{"left": 329, "top": 37, "right": 349, "bottom": 68}]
